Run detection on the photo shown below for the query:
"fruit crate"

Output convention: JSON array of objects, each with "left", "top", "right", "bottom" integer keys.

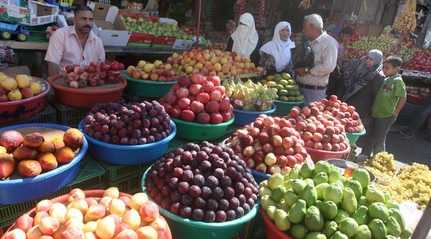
[
  {"left": 54, "top": 103, "right": 90, "bottom": 127},
  {"left": 110, "top": 172, "right": 144, "bottom": 194},
  {"left": 99, "top": 161, "right": 149, "bottom": 183},
  {"left": 0, "top": 104, "right": 57, "bottom": 127},
  {"left": 0, "top": 156, "right": 105, "bottom": 228}
]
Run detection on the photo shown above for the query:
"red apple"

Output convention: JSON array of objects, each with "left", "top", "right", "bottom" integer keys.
[
  {"left": 196, "top": 112, "right": 210, "bottom": 124},
  {"left": 190, "top": 101, "right": 204, "bottom": 113}
]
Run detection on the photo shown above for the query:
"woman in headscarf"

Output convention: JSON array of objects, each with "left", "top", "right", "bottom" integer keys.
[
  {"left": 226, "top": 13, "right": 260, "bottom": 63},
  {"left": 259, "top": 21, "right": 296, "bottom": 74}
]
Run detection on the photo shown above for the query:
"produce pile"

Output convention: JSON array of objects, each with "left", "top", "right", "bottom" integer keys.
[
  {"left": 63, "top": 62, "right": 125, "bottom": 88},
  {"left": 82, "top": 101, "right": 172, "bottom": 145},
  {"left": 145, "top": 142, "right": 258, "bottom": 222},
  {"left": 224, "top": 79, "right": 277, "bottom": 111},
  {"left": 160, "top": 74, "right": 234, "bottom": 124},
  {"left": 262, "top": 73, "right": 304, "bottom": 102},
  {"left": 122, "top": 16, "right": 193, "bottom": 40},
  {"left": 260, "top": 161, "right": 412, "bottom": 239},
  {"left": 392, "top": 0, "right": 416, "bottom": 34},
  {"left": 403, "top": 50, "right": 431, "bottom": 73},
  {"left": 364, "top": 152, "right": 431, "bottom": 208},
  {"left": 4, "top": 187, "right": 172, "bottom": 239},
  {"left": 0, "top": 128, "right": 83, "bottom": 179},
  {"left": 228, "top": 115, "right": 310, "bottom": 174},
  {"left": 127, "top": 60, "right": 176, "bottom": 81},
  {"left": 166, "top": 49, "right": 264, "bottom": 77},
  {"left": 0, "top": 73, "right": 43, "bottom": 102}
]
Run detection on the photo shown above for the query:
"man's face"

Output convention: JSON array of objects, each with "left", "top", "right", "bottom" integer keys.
[
  {"left": 303, "top": 22, "right": 314, "bottom": 40},
  {"left": 75, "top": 10, "right": 94, "bottom": 34},
  {"left": 383, "top": 63, "right": 399, "bottom": 76}
]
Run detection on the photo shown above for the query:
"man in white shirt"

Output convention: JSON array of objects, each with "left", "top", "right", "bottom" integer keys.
[{"left": 295, "top": 14, "right": 338, "bottom": 105}]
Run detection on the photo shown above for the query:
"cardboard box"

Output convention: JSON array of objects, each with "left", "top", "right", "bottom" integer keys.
[
  {"left": 92, "top": 2, "right": 130, "bottom": 46},
  {"left": 23, "top": 0, "right": 59, "bottom": 26}
]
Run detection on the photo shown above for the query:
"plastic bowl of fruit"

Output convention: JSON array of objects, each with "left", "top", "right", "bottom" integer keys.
[
  {"left": 233, "top": 105, "right": 276, "bottom": 126},
  {"left": 346, "top": 128, "right": 366, "bottom": 145},
  {"left": 79, "top": 120, "right": 176, "bottom": 165},
  {"left": 123, "top": 71, "right": 177, "bottom": 98},
  {"left": 0, "top": 123, "right": 88, "bottom": 204},
  {"left": 306, "top": 143, "right": 351, "bottom": 162},
  {"left": 274, "top": 100, "right": 304, "bottom": 116},
  {"left": 173, "top": 117, "right": 234, "bottom": 141},
  {"left": 0, "top": 80, "right": 50, "bottom": 125}
]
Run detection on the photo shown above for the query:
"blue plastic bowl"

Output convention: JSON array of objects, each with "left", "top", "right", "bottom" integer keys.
[
  {"left": 233, "top": 105, "right": 276, "bottom": 126},
  {"left": 251, "top": 170, "right": 270, "bottom": 184},
  {"left": 79, "top": 121, "right": 176, "bottom": 165},
  {"left": 0, "top": 123, "right": 88, "bottom": 205}
]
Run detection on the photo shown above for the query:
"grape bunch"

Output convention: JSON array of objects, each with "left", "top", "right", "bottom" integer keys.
[
  {"left": 83, "top": 101, "right": 172, "bottom": 145},
  {"left": 145, "top": 142, "right": 259, "bottom": 222}
]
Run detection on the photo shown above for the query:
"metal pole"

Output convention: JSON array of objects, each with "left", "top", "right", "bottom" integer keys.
[{"left": 195, "top": 0, "right": 202, "bottom": 46}]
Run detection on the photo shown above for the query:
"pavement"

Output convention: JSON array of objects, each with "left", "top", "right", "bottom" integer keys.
[{"left": 386, "top": 127, "right": 431, "bottom": 165}]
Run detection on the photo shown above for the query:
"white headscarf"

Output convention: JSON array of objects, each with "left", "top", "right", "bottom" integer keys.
[
  {"left": 260, "top": 21, "right": 296, "bottom": 72},
  {"left": 231, "top": 13, "right": 259, "bottom": 58}
]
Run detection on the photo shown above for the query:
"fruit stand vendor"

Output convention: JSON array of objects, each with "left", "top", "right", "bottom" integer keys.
[{"left": 45, "top": 5, "right": 105, "bottom": 76}]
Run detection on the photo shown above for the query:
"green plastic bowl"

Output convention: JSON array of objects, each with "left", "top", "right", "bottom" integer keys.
[
  {"left": 173, "top": 117, "right": 235, "bottom": 141},
  {"left": 123, "top": 71, "right": 176, "bottom": 98},
  {"left": 274, "top": 100, "right": 304, "bottom": 116},
  {"left": 141, "top": 167, "right": 258, "bottom": 239},
  {"left": 346, "top": 129, "right": 366, "bottom": 145}
]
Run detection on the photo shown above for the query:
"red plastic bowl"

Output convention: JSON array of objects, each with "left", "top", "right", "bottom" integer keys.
[
  {"left": 260, "top": 209, "right": 293, "bottom": 239},
  {"left": 306, "top": 144, "right": 351, "bottom": 161},
  {"left": 0, "top": 81, "right": 50, "bottom": 125},
  {"left": 49, "top": 76, "right": 127, "bottom": 109}
]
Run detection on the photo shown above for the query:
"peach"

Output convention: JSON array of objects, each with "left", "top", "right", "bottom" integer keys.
[
  {"left": 82, "top": 221, "right": 97, "bottom": 233},
  {"left": 85, "top": 198, "right": 98, "bottom": 207},
  {"left": 51, "top": 137, "right": 65, "bottom": 151},
  {"left": 100, "top": 197, "right": 112, "bottom": 208},
  {"left": 110, "top": 198, "right": 126, "bottom": 216},
  {"left": 95, "top": 216, "right": 116, "bottom": 239},
  {"left": 36, "top": 200, "right": 53, "bottom": 213},
  {"left": 39, "top": 217, "right": 60, "bottom": 235},
  {"left": 51, "top": 224, "right": 66, "bottom": 239},
  {"left": 61, "top": 226, "right": 84, "bottom": 239},
  {"left": 64, "top": 219, "right": 84, "bottom": 230},
  {"left": 63, "top": 128, "right": 84, "bottom": 150},
  {"left": 0, "top": 130, "right": 24, "bottom": 152},
  {"left": 55, "top": 147, "right": 75, "bottom": 164},
  {"left": 136, "top": 226, "right": 157, "bottom": 239},
  {"left": 68, "top": 199, "right": 88, "bottom": 213},
  {"left": 38, "top": 141, "right": 55, "bottom": 153},
  {"left": 104, "top": 187, "right": 120, "bottom": 199},
  {"left": 48, "top": 203, "right": 67, "bottom": 223},
  {"left": 3, "top": 229, "right": 26, "bottom": 239},
  {"left": 0, "top": 145, "right": 6, "bottom": 153},
  {"left": 38, "top": 153, "right": 58, "bottom": 171},
  {"left": 0, "top": 153, "right": 14, "bottom": 179},
  {"left": 40, "top": 236, "right": 54, "bottom": 239},
  {"left": 119, "top": 196, "right": 131, "bottom": 206},
  {"left": 114, "top": 229, "right": 138, "bottom": 239},
  {"left": 68, "top": 188, "right": 86, "bottom": 202},
  {"left": 15, "top": 214, "right": 34, "bottom": 232},
  {"left": 34, "top": 211, "right": 49, "bottom": 225},
  {"left": 17, "top": 160, "right": 42, "bottom": 177},
  {"left": 84, "top": 204, "right": 106, "bottom": 222},
  {"left": 20, "top": 87, "right": 33, "bottom": 98},
  {"left": 84, "top": 232, "right": 97, "bottom": 239},
  {"left": 66, "top": 208, "right": 83, "bottom": 222},
  {"left": 27, "top": 227, "right": 43, "bottom": 239},
  {"left": 129, "top": 193, "right": 148, "bottom": 210},
  {"left": 13, "top": 145, "right": 38, "bottom": 160},
  {"left": 23, "top": 132, "right": 45, "bottom": 148},
  {"left": 122, "top": 209, "right": 141, "bottom": 230},
  {"left": 139, "top": 201, "right": 159, "bottom": 223}
]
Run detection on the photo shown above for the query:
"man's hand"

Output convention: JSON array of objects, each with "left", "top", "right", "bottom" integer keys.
[{"left": 295, "top": 67, "right": 307, "bottom": 77}]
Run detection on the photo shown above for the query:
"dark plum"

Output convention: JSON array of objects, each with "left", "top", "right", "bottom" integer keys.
[
  {"left": 206, "top": 176, "right": 219, "bottom": 188},
  {"left": 169, "top": 177, "right": 179, "bottom": 189},
  {"left": 236, "top": 207, "right": 245, "bottom": 217},
  {"left": 199, "top": 160, "right": 212, "bottom": 172},
  {"left": 192, "top": 209, "right": 204, "bottom": 221},
  {"left": 227, "top": 210, "right": 236, "bottom": 220},
  {"left": 206, "top": 199, "right": 218, "bottom": 211},
  {"left": 224, "top": 187, "right": 235, "bottom": 199},
  {"left": 178, "top": 182, "right": 189, "bottom": 194},
  {"left": 181, "top": 194, "right": 193, "bottom": 206},
  {"left": 229, "top": 197, "right": 240, "bottom": 209},
  {"left": 182, "top": 169, "right": 194, "bottom": 182},
  {"left": 212, "top": 187, "right": 224, "bottom": 199},
  {"left": 170, "top": 203, "right": 181, "bottom": 214},
  {"left": 193, "top": 197, "right": 206, "bottom": 209},
  {"left": 235, "top": 182, "right": 245, "bottom": 194},
  {"left": 218, "top": 199, "right": 229, "bottom": 211},
  {"left": 180, "top": 207, "right": 192, "bottom": 218},
  {"left": 201, "top": 186, "right": 212, "bottom": 199},
  {"left": 193, "top": 174, "right": 205, "bottom": 186},
  {"left": 216, "top": 210, "right": 227, "bottom": 222},
  {"left": 173, "top": 167, "right": 183, "bottom": 178},
  {"left": 204, "top": 211, "right": 216, "bottom": 222},
  {"left": 221, "top": 176, "right": 232, "bottom": 187},
  {"left": 214, "top": 168, "right": 224, "bottom": 179},
  {"left": 189, "top": 185, "right": 202, "bottom": 198}
]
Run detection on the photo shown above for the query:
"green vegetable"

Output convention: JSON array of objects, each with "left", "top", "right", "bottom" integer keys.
[
  {"left": 339, "top": 217, "right": 359, "bottom": 237},
  {"left": 305, "top": 178, "right": 315, "bottom": 188},
  {"left": 288, "top": 199, "right": 307, "bottom": 223},
  {"left": 316, "top": 183, "right": 329, "bottom": 200},
  {"left": 289, "top": 166, "right": 301, "bottom": 179},
  {"left": 389, "top": 208, "right": 405, "bottom": 231},
  {"left": 305, "top": 232, "right": 327, "bottom": 239},
  {"left": 290, "top": 224, "right": 309, "bottom": 239},
  {"left": 323, "top": 184, "right": 343, "bottom": 204},
  {"left": 400, "top": 228, "right": 412, "bottom": 239},
  {"left": 328, "top": 167, "right": 342, "bottom": 183},
  {"left": 304, "top": 206, "right": 325, "bottom": 231},
  {"left": 292, "top": 179, "right": 307, "bottom": 195},
  {"left": 345, "top": 180, "right": 363, "bottom": 199},
  {"left": 352, "top": 168, "right": 370, "bottom": 189},
  {"left": 315, "top": 161, "right": 331, "bottom": 175},
  {"left": 368, "top": 219, "right": 387, "bottom": 239},
  {"left": 300, "top": 162, "right": 315, "bottom": 178},
  {"left": 323, "top": 221, "right": 338, "bottom": 238},
  {"left": 386, "top": 216, "right": 402, "bottom": 237},
  {"left": 342, "top": 187, "right": 358, "bottom": 214},
  {"left": 268, "top": 173, "right": 284, "bottom": 190},
  {"left": 259, "top": 185, "right": 272, "bottom": 197},
  {"left": 365, "top": 186, "right": 385, "bottom": 203},
  {"left": 261, "top": 195, "right": 276, "bottom": 209},
  {"left": 359, "top": 196, "right": 368, "bottom": 206},
  {"left": 284, "top": 190, "right": 299, "bottom": 208},
  {"left": 354, "top": 225, "right": 372, "bottom": 239},
  {"left": 274, "top": 208, "right": 291, "bottom": 231},
  {"left": 314, "top": 172, "right": 329, "bottom": 185},
  {"left": 368, "top": 202, "right": 390, "bottom": 221},
  {"left": 330, "top": 231, "right": 349, "bottom": 239},
  {"left": 352, "top": 205, "right": 368, "bottom": 225},
  {"left": 266, "top": 205, "right": 277, "bottom": 220},
  {"left": 319, "top": 201, "right": 338, "bottom": 220},
  {"left": 271, "top": 187, "right": 287, "bottom": 202},
  {"left": 302, "top": 185, "right": 318, "bottom": 206},
  {"left": 335, "top": 210, "right": 349, "bottom": 223}
]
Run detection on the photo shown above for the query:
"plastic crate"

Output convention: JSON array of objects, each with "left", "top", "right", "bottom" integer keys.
[
  {"left": 0, "top": 104, "right": 57, "bottom": 127},
  {"left": 54, "top": 103, "right": 89, "bottom": 127},
  {"left": 99, "top": 161, "right": 148, "bottom": 182}
]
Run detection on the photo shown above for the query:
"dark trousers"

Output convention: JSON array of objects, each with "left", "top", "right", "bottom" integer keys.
[{"left": 362, "top": 116, "right": 396, "bottom": 157}]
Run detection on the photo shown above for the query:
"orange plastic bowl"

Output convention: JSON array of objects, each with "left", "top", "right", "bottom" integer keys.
[
  {"left": 260, "top": 209, "right": 293, "bottom": 239},
  {"left": 305, "top": 144, "right": 351, "bottom": 161},
  {"left": 49, "top": 76, "right": 127, "bottom": 109},
  {"left": 0, "top": 81, "right": 50, "bottom": 125}
]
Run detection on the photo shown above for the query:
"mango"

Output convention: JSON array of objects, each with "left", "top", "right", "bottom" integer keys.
[
  {"left": 1, "top": 77, "right": 17, "bottom": 91},
  {"left": 8, "top": 89, "right": 22, "bottom": 101},
  {"left": 30, "top": 82, "right": 42, "bottom": 95},
  {"left": 16, "top": 74, "right": 31, "bottom": 88}
]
